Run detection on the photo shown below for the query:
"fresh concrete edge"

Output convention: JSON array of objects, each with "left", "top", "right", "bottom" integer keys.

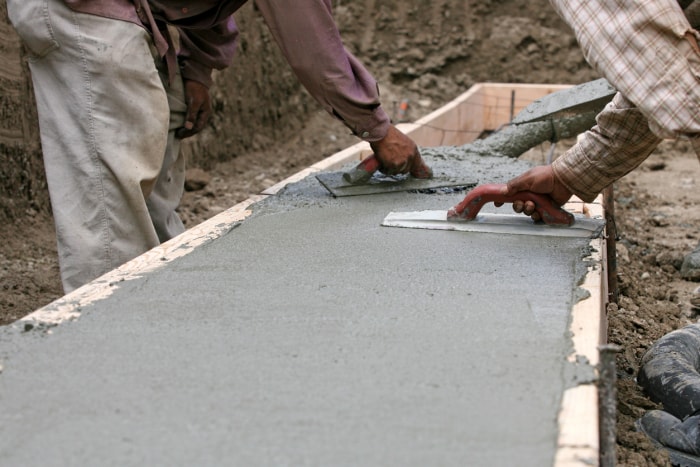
[
  {"left": 17, "top": 195, "right": 267, "bottom": 328},
  {"left": 555, "top": 198, "right": 607, "bottom": 466}
]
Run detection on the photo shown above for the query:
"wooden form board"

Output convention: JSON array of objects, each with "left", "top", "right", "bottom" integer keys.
[
  {"left": 556, "top": 197, "right": 608, "bottom": 466},
  {"left": 23, "top": 83, "right": 607, "bottom": 466}
]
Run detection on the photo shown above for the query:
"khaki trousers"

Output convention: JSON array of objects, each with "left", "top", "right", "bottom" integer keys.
[{"left": 8, "top": 0, "right": 187, "bottom": 293}]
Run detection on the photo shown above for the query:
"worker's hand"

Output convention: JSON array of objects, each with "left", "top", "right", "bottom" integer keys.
[
  {"left": 370, "top": 125, "right": 423, "bottom": 176},
  {"left": 499, "top": 165, "right": 572, "bottom": 222},
  {"left": 177, "top": 80, "right": 212, "bottom": 139}
]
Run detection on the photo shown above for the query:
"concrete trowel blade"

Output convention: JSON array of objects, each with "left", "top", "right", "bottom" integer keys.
[
  {"left": 381, "top": 210, "right": 605, "bottom": 238},
  {"left": 315, "top": 172, "right": 477, "bottom": 197}
]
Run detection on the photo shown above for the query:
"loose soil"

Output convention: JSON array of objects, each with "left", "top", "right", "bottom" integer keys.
[{"left": 1, "top": 2, "right": 700, "bottom": 465}]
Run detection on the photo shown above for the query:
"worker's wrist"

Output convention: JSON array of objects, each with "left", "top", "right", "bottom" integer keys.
[
  {"left": 180, "top": 59, "right": 213, "bottom": 89},
  {"left": 551, "top": 152, "right": 598, "bottom": 203},
  {"left": 352, "top": 107, "right": 391, "bottom": 142}
]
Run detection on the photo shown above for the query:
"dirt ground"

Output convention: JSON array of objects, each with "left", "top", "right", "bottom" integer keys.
[{"left": 2, "top": 1, "right": 700, "bottom": 465}]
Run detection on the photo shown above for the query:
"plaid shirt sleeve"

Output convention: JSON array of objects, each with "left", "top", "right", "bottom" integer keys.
[
  {"left": 552, "top": 94, "right": 662, "bottom": 202},
  {"left": 549, "top": 0, "right": 700, "bottom": 138},
  {"left": 547, "top": 0, "right": 700, "bottom": 200}
]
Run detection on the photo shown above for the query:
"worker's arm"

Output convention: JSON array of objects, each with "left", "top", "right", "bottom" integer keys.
[
  {"left": 549, "top": 0, "right": 700, "bottom": 140},
  {"left": 501, "top": 93, "right": 662, "bottom": 220},
  {"left": 503, "top": 0, "right": 699, "bottom": 220},
  {"left": 146, "top": 1, "right": 240, "bottom": 88},
  {"left": 547, "top": 93, "right": 661, "bottom": 202},
  {"left": 253, "top": 0, "right": 420, "bottom": 175}
]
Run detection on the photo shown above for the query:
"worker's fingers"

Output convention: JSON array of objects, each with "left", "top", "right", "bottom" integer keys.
[
  {"left": 409, "top": 152, "right": 433, "bottom": 179},
  {"left": 501, "top": 165, "right": 573, "bottom": 207},
  {"left": 388, "top": 160, "right": 410, "bottom": 175},
  {"left": 177, "top": 80, "right": 212, "bottom": 139},
  {"left": 179, "top": 102, "right": 211, "bottom": 138},
  {"left": 511, "top": 200, "right": 537, "bottom": 215},
  {"left": 502, "top": 166, "right": 555, "bottom": 196},
  {"left": 370, "top": 125, "right": 424, "bottom": 176},
  {"left": 500, "top": 166, "right": 573, "bottom": 222},
  {"left": 496, "top": 200, "right": 540, "bottom": 222}
]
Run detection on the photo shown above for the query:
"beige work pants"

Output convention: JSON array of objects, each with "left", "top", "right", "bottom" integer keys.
[{"left": 8, "top": 0, "right": 187, "bottom": 293}]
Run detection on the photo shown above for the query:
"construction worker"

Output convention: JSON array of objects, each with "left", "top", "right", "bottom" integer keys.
[
  {"left": 6, "top": 0, "right": 423, "bottom": 294},
  {"left": 494, "top": 0, "right": 700, "bottom": 461}
]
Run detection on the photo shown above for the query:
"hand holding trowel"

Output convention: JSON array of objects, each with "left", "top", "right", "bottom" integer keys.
[
  {"left": 384, "top": 155, "right": 580, "bottom": 234},
  {"left": 447, "top": 165, "right": 575, "bottom": 225},
  {"left": 382, "top": 176, "right": 605, "bottom": 238},
  {"left": 342, "top": 151, "right": 433, "bottom": 185},
  {"left": 349, "top": 124, "right": 433, "bottom": 183},
  {"left": 315, "top": 125, "right": 475, "bottom": 197},
  {"left": 446, "top": 183, "right": 574, "bottom": 226}
]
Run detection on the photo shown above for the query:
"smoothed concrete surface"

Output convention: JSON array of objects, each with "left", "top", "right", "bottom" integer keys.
[{"left": 0, "top": 152, "right": 598, "bottom": 466}]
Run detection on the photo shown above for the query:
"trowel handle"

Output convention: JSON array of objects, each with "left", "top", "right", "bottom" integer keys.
[
  {"left": 342, "top": 155, "right": 381, "bottom": 184},
  {"left": 342, "top": 153, "right": 434, "bottom": 185},
  {"left": 447, "top": 183, "right": 575, "bottom": 226}
]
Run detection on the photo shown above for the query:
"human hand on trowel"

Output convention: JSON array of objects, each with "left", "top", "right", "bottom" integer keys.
[
  {"left": 345, "top": 125, "right": 433, "bottom": 184},
  {"left": 498, "top": 165, "right": 573, "bottom": 222},
  {"left": 446, "top": 165, "right": 575, "bottom": 226}
]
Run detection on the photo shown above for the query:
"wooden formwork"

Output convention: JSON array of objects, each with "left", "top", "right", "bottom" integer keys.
[{"left": 23, "top": 83, "right": 608, "bottom": 466}]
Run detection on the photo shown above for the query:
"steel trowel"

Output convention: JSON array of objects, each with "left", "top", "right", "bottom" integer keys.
[
  {"left": 315, "top": 153, "right": 478, "bottom": 197},
  {"left": 381, "top": 184, "right": 605, "bottom": 237}
]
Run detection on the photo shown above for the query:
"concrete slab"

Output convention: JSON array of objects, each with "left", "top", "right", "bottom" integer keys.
[{"left": 0, "top": 151, "right": 601, "bottom": 466}]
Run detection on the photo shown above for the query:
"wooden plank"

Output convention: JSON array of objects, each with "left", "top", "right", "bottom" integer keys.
[
  {"left": 555, "top": 384, "right": 600, "bottom": 466},
  {"left": 555, "top": 197, "right": 607, "bottom": 467},
  {"left": 406, "top": 84, "right": 487, "bottom": 146}
]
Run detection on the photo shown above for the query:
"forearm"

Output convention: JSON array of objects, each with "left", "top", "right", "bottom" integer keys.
[
  {"left": 549, "top": 0, "right": 700, "bottom": 140},
  {"left": 551, "top": 93, "right": 662, "bottom": 202},
  {"left": 253, "top": 0, "right": 391, "bottom": 141}
]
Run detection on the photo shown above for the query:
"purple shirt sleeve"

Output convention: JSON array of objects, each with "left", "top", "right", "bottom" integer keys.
[
  {"left": 147, "top": 1, "right": 242, "bottom": 88},
  {"left": 177, "top": 18, "right": 240, "bottom": 88},
  {"left": 63, "top": 0, "right": 390, "bottom": 140},
  {"left": 253, "top": 0, "right": 391, "bottom": 141},
  {"left": 64, "top": 0, "right": 240, "bottom": 88}
]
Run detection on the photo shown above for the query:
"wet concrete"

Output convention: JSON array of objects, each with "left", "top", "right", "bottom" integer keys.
[
  {"left": 0, "top": 152, "right": 599, "bottom": 466},
  {"left": 474, "top": 112, "right": 599, "bottom": 158}
]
